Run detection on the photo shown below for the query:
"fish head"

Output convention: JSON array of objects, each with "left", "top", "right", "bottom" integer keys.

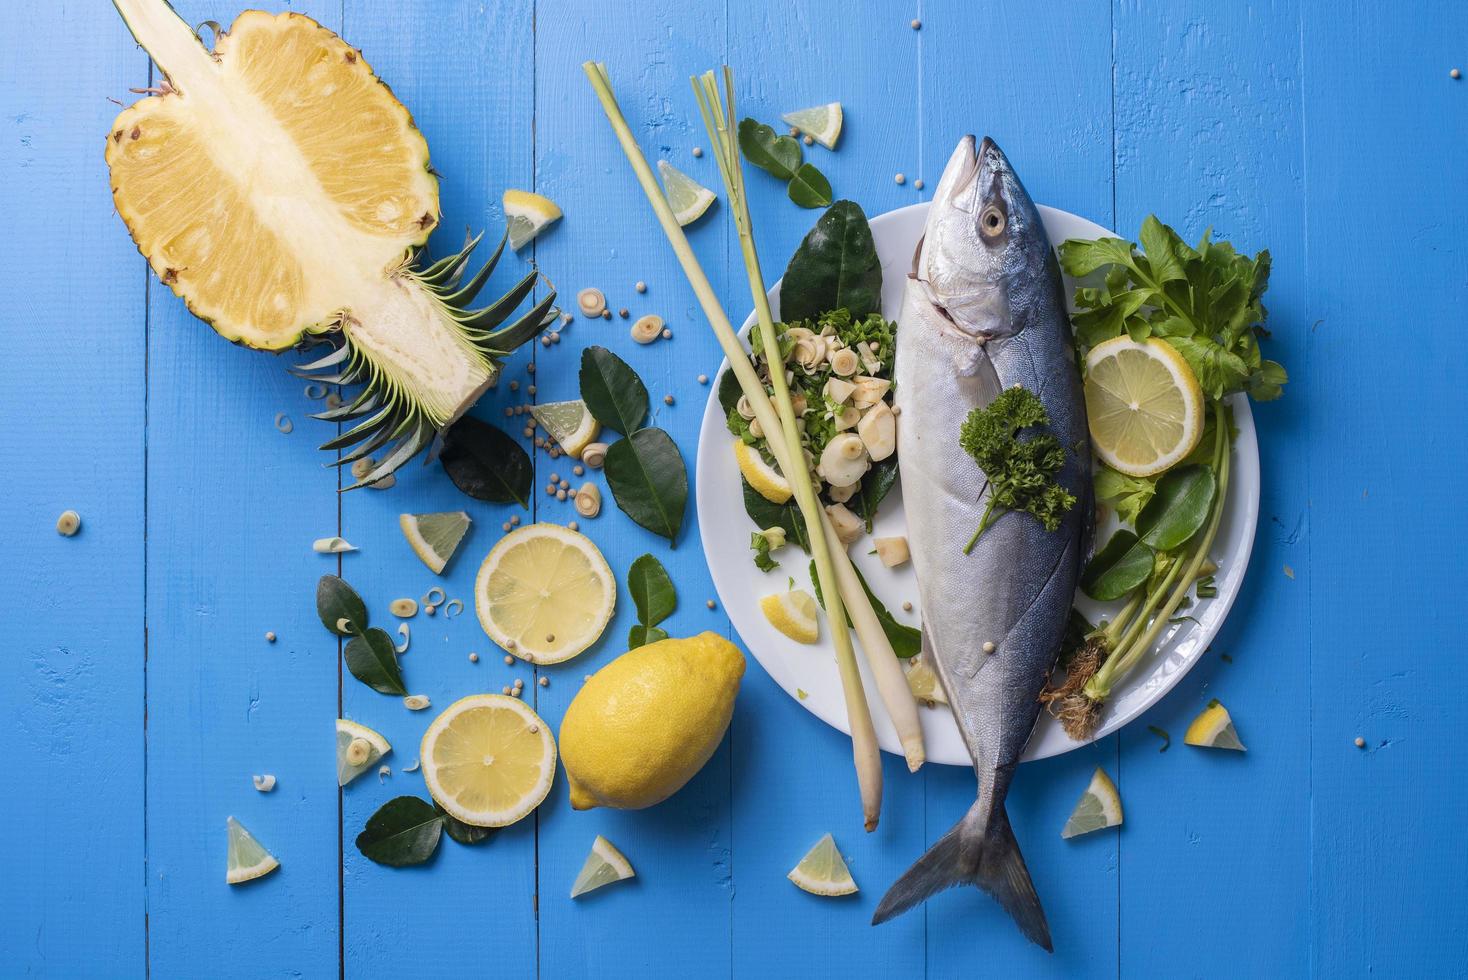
[{"left": 913, "top": 136, "right": 1051, "bottom": 344}]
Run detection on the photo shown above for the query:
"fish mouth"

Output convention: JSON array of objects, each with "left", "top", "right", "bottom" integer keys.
[{"left": 935, "top": 135, "right": 980, "bottom": 212}]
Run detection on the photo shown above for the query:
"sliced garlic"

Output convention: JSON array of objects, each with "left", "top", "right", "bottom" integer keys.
[
  {"left": 818, "top": 433, "right": 870, "bottom": 488},
  {"left": 403, "top": 758, "right": 421, "bottom": 773},
  {"left": 582, "top": 442, "right": 609, "bottom": 468},
  {"left": 824, "top": 377, "right": 856, "bottom": 405},
  {"left": 577, "top": 287, "right": 606, "bottom": 317},
  {"left": 825, "top": 502, "right": 864, "bottom": 546},
  {"left": 403, "top": 695, "right": 430, "bottom": 711},
  {"left": 574, "top": 483, "right": 602, "bottom": 518},
  {"left": 874, "top": 536, "right": 911, "bottom": 568},
  {"left": 313, "top": 537, "right": 356, "bottom": 553},
  {"left": 390, "top": 598, "right": 418, "bottom": 617},
  {"left": 857, "top": 400, "right": 896, "bottom": 461},
  {"left": 378, "top": 765, "right": 391, "bottom": 781},
  {"left": 345, "top": 737, "right": 372, "bottom": 767},
  {"left": 252, "top": 774, "right": 277, "bottom": 792},
  {"left": 631, "top": 314, "right": 664, "bottom": 344}
]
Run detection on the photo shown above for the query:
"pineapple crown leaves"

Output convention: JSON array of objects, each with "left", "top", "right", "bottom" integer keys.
[{"left": 292, "top": 229, "right": 558, "bottom": 490}]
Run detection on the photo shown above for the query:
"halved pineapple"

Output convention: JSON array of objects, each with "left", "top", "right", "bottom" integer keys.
[{"left": 106, "top": 1, "right": 556, "bottom": 486}]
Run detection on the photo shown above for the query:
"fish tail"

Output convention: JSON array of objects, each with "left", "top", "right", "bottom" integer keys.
[{"left": 871, "top": 799, "right": 1052, "bottom": 952}]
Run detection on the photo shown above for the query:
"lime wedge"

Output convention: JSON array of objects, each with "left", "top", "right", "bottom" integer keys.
[
  {"left": 781, "top": 103, "right": 843, "bottom": 149},
  {"left": 337, "top": 719, "right": 391, "bottom": 787},
  {"left": 399, "top": 511, "right": 471, "bottom": 575},
  {"left": 570, "top": 834, "right": 636, "bottom": 897},
  {"left": 530, "top": 400, "right": 601, "bottom": 460},
  {"left": 657, "top": 160, "right": 716, "bottom": 226},
  {"left": 226, "top": 817, "right": 279, "bottom": 885},
  {"left": 1184, "top": 699, "right": 1246, "bottom": 751},
  {"left": 502, "top": 189, "right": 562, "bottom": 251},
  {"left": 788, "top": 833, "right": 857, "bottom": 896},
  {"left": 1061, "top": 766, "right": 1123, "bottom": 839}
]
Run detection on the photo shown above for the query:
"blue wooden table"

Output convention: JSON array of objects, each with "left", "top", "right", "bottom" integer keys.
[{"left": 4, "top": 1, "right": 1462, "bottom": 976}]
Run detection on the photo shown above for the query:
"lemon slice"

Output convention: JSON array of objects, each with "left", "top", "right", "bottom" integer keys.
[
  {"left": 781, "top": 102, "right": 843, "bottom": 149},
  {"left": 337, "top": 719, "right": 391, "bottom": 786},
  {"left": 475, "top": 523, "right": 615, "bottom": 664},
  {"left": 399, "top": 511, "right": 472, "bottom": 575},
  {"left": 788, "top": 833, "right": 857, "bottom": 896},
  {"left": 570, "top": 834, "right": 636, "bottom": 898},
  {"left": 760, "top": 589, "right": 819, "bottom": 644},
  {"left": 420, "top": 694, "right": 557, "bottom": 827},
  {"left": 1083, "top": 335, "right": 1205, "bottom": 477},
  {"left": 226, "top": 817, "right": 280, "bottom": 885},
  {"left": 904, "top": 654, "right": 948, "bottom": 707},
  {"left": 1184, "top": 698, "right": 1246, "bottom": 751},
  {"left": 657, "top": 160, "right": 716, "bottom": 226},
  {"left": 502, "top": 189, "right": 562, "bottom": 251},
  {"left": 1061, "top": 766, "right": 1123, "bottom": 839},
  {"left": 530, "top": 400, "right": 601, "bottom": 460},
  {"left": 734, "top": 439, "right": 792, "bottom": 504}
]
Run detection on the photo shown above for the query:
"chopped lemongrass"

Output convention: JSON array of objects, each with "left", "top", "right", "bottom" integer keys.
[
  {"left": 444, "top": 598, "right": 464, "bottom": 618},
  {"left": 226, "top": 817, "right": 279, "bottom": 885},
  {"left": 337, "top": 719, "right": 390, "bottom": 786},
  {"left": 570, "top": 835, "right": 636, "bottom": 897},
  {"left": 313, "top": 537, "right": 356, "bottom": 554},
  {"left": 274, "top": 412, "right": 293, "bottom": 434},
  {"left": 577, "top": 288, "right": 607, "bottom": 317},
  {"left": 350, "top": 456, "right": 375, "bottom": 480},
  {"left": 56, "top": 510, "right": 81, "bottom": 536},
  {"left": 403, "top": 758, "right": 421, "bottom": 773},
  {"left": 656, "top": 160, "right": 717, "bottom": 226},
  {"left": 787, "top": 833, "right": 857, "bottom": 896},
  {"left": 378, "top": 765, "right": 391, "bottom": 782},
  {"left": 390, "top": 598, "right": 418, "bottom": 618},
  {"left": 395, "top": 623, "right": 410, "bottom": 653},
  {"left": 252, "top": 774, "right": 277, "bottom": 792},
  {"left": 1061, "top": 767, "right": 1123, "bottom": 839},
  {"left": 631, "top": 314, "right": 664, "bottom": 343},
  {"left": 304, "top": 382, "right": 328, "bottom": 400},
  {"left": 423, "top": 587, "right": 446, "bottom": 608},
  {"left": 403, "top": 695, "right": 430, "bottom": 711}
]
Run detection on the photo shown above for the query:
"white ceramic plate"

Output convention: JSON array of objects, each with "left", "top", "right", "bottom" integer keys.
[{"left": 696, "top": 202, "right": 1259, "bottom": 765}]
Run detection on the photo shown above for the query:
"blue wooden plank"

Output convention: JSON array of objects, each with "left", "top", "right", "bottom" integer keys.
[
  {"left": 139, "top": 3, "right": 343, "bottom": 977},
  {"left": 0, "top": 5, "right": 148, "bottom": 975},
  {"left": 1298, "top": 3, "right": 1468, "bottom": 974},
  {"left": 335, "top": 2, "right": 540, "bottom": 977},
  {"left": 534, "top": 3, "right": 737, "bottom": 975},
  {"left": 718, "top": 2, "right": 930, "bottom": 976},
  {"left": 1110, "top": 1, "right": 1311, "bottom": 975},
  {"left": 916, "top": 1, "right": 1119, "bottom": 974}
]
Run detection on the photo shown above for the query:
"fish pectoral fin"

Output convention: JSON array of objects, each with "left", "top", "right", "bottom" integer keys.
[{"left": 872, "top": 801, "right": 1052, "bottom": 952}]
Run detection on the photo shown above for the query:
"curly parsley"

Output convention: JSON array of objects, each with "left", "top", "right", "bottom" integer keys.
[{"left": 958, "top": 386, "right": 1076, "bottom": 553}]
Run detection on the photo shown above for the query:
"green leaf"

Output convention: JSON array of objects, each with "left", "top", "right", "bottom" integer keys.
[
  {"left": 1139, "top": 215, "right": 1188, "bottom": 283},
  {"left": 439, "top": 416, "right": 532, "bottom": 508},
  {"left": 742, "top": 478, "right": 810, "bottom": 553},
  {"left": 779, "top": 200, "right": 882, "bottom": 322},
  {"left": 717, "top": 367, "right": 744, "bottom": 415},
  {"left": 579, "top": 346, "right": 649, "bottom": 436},
  {"left": 1080, "top": 530, "right": 1155, "bottom": 601},
  {"left": 1057, "top": 236, "right": 1137, "bottom": 277},
  {"left": 737, "top": 117, "right": 801, "bottom": 180},
  {"left": 787, "top": 162, "right": 832, "bottom": 208},
  {"left": 851, "top": 456, "right": 899, "bottom": 531},
  {"left": 344, "top": 627, "right": 408, "bottom": 695},
  {"left": 1136, "top": 465, "right": 1216, "bottom": 551},
  {"left": 317, "top": 575, "right": 368, "bottom": 637},
  {"left": 628, "top": 553, "right": 676, "bottom": 627},
  {"left": 603, "top": 428, "right": 687, "bottom": 544},
  {"left": 1248, "top": 359, "right": 1288, "bottom": 401},
  {"left": 808, "top": 559, "right": 921, "bottom": 658},
  {"left": 750, "top": 532, "right": 780, "bottom": 572},
  {"left": 628, "top": 624, "right": 669, "bottom": 649},
  {"left": 1094, "top": 465, "right": 1156, "bottom": 526},
  {"left": 355, "top": 796, "right": 443, "bottom": 867},
  {"left": 435, "top": 803, "right": 494, "bottom": 846},
  {"left": 1166, "top": 335, "right": 1250, "bottom": 399}
]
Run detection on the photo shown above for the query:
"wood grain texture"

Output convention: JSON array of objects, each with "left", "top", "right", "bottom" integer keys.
[{"left": 4, "top": 0, "right": 1461, "bottom": 975}]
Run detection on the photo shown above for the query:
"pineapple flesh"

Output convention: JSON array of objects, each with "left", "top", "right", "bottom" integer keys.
[{"left": 106, "top": 1, "right": 555, "bottom": 486}]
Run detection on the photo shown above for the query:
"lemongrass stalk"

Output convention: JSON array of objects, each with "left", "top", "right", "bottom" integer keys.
[
  {"left": 691, "top": 68, "right": 925, "bottom": 772},
  {"left": 583, "top": 62, "right": 883, "bottom": 829}
]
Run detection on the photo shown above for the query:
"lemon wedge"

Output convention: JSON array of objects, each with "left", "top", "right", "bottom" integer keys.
[
  {"left": 399, "top": 511, "right": 471, "bottom": 575},
  {"left": 226, "top": 817, "right": 279, "bottom": 885},
  {"left": 657, "top": 160, "right": 716, "bottom": 226},
  {"left": 1061, "top": 766, "right": 1123, "bottom": 838},
  {"left": 1184, "top": 698, "right": 1246, "bottom": 750},
  {"left": 570, "top": 835, "right": 636, "bottom": 897},
  {"left": 337, "top": 719, "right": 391, "bottom": 787},
  {"left": 1083, "top": 335, "right": 1205, "bottom": 477},
  {"left": 760, "top": 589, "right": 819, "bottom": 644},
  {"left": 781, "top": 102, "right": 843, "bottom": 149},
  {"left": 788, "top": 833, "right": 857, "bottom": 896},
  {"left": 502, "top": 189, "right": 562, "bottom": 251},
  {"left": 475, "top": 523, "right": 615, "bottom": 664},
  {"left": 420, "top": 694, "right": 557, "bottom": 827},
  {"left": 734, "top": 439, "right": 792, "bottom": 504},
  {"left": 530, "top": 400, "right": 601, "bottom": 460}
]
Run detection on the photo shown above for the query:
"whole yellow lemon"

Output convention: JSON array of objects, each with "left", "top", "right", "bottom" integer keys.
[{"left": 560, "top": 631, "right": 745, "bottom": 810}]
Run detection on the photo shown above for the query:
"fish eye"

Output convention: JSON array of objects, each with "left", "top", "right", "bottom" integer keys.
[{"left": 980, "top": 205, "right": 1007, "bottom": 237}]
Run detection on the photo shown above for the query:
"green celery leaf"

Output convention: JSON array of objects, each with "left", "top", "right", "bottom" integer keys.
[
  {"left": 439, "top": 416, "right": 533, "bottom": 508},
  {"left": 627, "top": 553, "right": 677, "bottom": 627},
  {"left": 779, "top": 200, "right": 882, "bottom": 321},
  {"left": 1094, "top": 466, "right": 1156, "bottom": 526},
  {"left": 355, "top": 796, "right": 442, "bottom": 866},
  {"left": 579, "top": 346, "right": 649, "bottom": 436},
  {"left": 1140, "top": 215, "right": 1189, "bottom": 283},
  {"left": 344, "top": 627, "right": 408, "bottom": 696},
  {"left": 603, "top": 427, "right": 687, "bottom": 544},
  {"left": 1057, "top": 236, "right": 1137, "bottom": 277},
  {"left": 317, "top": 574, "right": 368, "bottom": 637},
  {"left": 1165, "top": 335, "right": 1249, "bottom": 399},
  {"left": 1248, "top": 359, "right": 1288, "bottom": 401}
]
